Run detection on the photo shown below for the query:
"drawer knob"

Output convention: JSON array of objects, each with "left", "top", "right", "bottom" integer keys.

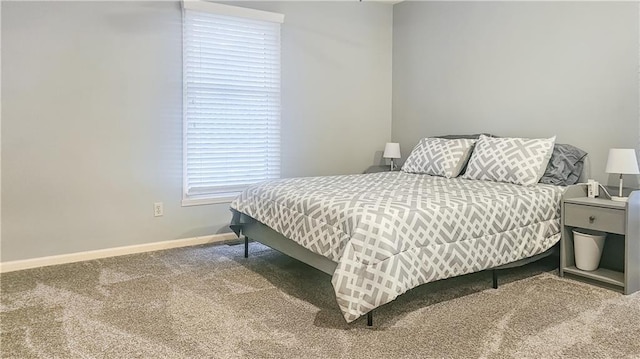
[{"left": 589, "top": 215, "right": 596, "bottom": 223}]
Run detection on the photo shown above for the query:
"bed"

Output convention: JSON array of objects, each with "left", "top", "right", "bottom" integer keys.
[{"left": 229, "top": 135, "right": 589, "bottom": 324}]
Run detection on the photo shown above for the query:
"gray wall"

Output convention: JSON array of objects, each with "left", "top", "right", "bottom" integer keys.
[
  {"left": 4, "top": 0, "right": 638, "bottom": 263},
  {"left": 1, "top": 1, "right": 392, "bottom": 262},
  {"left": 392, "top": 1, "right": 639, "bottom": 185}
]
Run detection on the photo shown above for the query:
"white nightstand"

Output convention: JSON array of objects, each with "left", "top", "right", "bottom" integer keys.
[
  {"left": 364, "top": 165, "right": 398, "bottom": 174},
  {"left": 560, "top": 190, "right": 640, "bottom": 294}
]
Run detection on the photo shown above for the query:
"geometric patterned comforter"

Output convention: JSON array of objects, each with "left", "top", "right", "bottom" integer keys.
[{"left": 229, "top": 171, "right": 565, "bottom": 323}]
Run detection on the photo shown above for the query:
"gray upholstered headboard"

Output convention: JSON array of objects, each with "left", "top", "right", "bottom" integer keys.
[{"left": 576, "top": 155, "right": 591, "bottom": 184}]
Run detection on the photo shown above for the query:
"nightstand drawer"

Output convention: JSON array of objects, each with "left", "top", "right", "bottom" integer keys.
[{"left": 564, "top": 204, "right": 626, "bottom": 235}]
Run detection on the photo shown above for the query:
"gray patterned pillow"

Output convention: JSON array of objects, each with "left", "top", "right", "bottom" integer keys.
[
  {"left": 402, "top": 138, "right": 477, "bottom": 178},
  {"left": 463, "top": 135, "right": 556, "bottom": 186}
]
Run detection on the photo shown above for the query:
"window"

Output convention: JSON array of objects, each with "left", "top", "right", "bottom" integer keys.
[{"left": 182, "top": 1, "right": 284, "bottom": 205}]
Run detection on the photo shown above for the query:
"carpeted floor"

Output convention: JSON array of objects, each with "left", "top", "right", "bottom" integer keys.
[{"left": 1, "top": 242, "right": 639, "bottom": 358}]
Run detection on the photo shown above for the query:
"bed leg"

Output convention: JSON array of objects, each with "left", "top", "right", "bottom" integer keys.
[
  {"left": 367, "top": 311, "right": 373, "bottom": 327},
  {"left": 492, "top": 269, "right": 498, "bottom": 289},
  {"left": 244, "top": 236, "right": 249, "bottom": 258}
]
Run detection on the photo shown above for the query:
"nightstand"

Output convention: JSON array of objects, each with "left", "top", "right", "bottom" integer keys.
[
  {"left": 560, "top": 190, "right": 640, "bottom": 294},
  {"left": 364, "top": 165, "right": 397, "bottom": 174}
]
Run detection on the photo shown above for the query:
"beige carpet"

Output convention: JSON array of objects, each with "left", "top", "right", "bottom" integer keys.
[{"left": 1, "top": 242, "right": 639, "bottom": 358}]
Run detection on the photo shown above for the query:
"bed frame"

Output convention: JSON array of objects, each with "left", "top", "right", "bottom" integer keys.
[{"left": 238, "top": 184, "right": 587, "bottom": 326}]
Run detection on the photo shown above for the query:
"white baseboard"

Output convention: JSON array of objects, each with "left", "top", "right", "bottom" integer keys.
[{"left": 0, "top": 232, "right": 238, "bottom": 274}]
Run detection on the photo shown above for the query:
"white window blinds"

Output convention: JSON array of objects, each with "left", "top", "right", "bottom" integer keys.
[{"left": 182, "top": 1, "right": 283, "bottom": 205}]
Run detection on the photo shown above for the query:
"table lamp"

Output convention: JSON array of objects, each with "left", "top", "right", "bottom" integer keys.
[
  {"left": 383, "top": 142, "right": 401, "bottom": 171},
  {"left": 605, "top": 148, "right": 640, "bottom": 202}
]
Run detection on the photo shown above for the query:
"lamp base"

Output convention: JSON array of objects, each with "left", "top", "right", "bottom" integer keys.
[{"left": 610, "top": 196, "right": 628, "bottom": 202}]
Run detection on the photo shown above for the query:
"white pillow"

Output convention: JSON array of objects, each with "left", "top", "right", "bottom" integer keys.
[
  {"left": 401, "top": 138, "right": 477, "bottom": 178},
  {"left": 463, "top": 135, "right": 556, "bottom": 186}
]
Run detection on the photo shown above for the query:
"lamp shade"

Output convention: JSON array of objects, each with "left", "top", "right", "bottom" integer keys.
[
  {"left": 605, "top": 149, "right": 640, "bottom": 174},
  {"left": 383, "top": 143, "right": 401, "bottom": 159}
]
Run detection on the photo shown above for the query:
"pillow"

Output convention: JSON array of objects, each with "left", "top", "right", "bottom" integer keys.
[
  {"left": 539, "top": 144, "right": 587, "bottom": 186},
  {"left": 402, "top": 138, "right": 477, "bottom": 178},
  {"left": 434, "top": 134, "right": 496, "bottom": 174},
  {"left": 463, "top": 135, "right": 556, "bottom": 186}
]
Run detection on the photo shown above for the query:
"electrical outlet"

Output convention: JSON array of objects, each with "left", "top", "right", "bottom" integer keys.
[{"left": 154, "top": 202, "right": 163, "bottom": 217}]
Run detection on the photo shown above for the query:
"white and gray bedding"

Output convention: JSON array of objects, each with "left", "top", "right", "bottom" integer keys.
[{"left": 230, "top": 171, "right": 565, "bottom": 322}]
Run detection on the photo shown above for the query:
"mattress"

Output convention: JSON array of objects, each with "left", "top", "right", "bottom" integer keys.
[{"left": 230, "top": 171, "right": 565, "bottom": 322}]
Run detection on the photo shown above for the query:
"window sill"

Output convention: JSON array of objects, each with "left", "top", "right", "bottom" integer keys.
[{"left": 182, "top": 196, "right": 236, "bottom": 206}]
